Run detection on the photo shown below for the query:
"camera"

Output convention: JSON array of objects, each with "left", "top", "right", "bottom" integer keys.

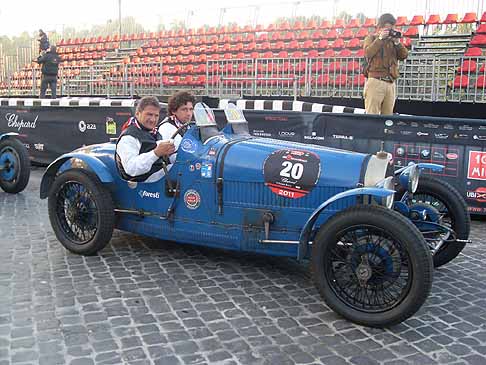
[{"left": 389, "top": 29, "right": 402, "bottom": 38}]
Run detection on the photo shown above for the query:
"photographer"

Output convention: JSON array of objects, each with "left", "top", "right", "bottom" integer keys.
[
  {"left": 37, "top": 45, "right": 60, "bottom": 98},
  {"left": 363, "top": 13, "right": 408, "bottom": 115}
]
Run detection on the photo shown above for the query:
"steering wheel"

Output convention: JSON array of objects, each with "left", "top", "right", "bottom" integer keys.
[{"left": 169, "top": 122, "right": 194, "bottom": 140}]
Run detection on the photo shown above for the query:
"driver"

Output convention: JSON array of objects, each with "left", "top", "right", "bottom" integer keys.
[
  {"left": 158, "top": 91, "right": 195, "bottom": 164},
  {"left": 115, "top": 96, "right": 175, "bottom": 182}
]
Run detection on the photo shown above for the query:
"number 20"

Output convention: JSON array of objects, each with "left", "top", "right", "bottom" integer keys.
[{"left": 280, "top": 161, "right": 304, "bottom": 179}]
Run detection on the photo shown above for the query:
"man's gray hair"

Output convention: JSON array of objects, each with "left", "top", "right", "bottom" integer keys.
[{"left": 136, "top": 96, "right": 161, "bottom": 112}]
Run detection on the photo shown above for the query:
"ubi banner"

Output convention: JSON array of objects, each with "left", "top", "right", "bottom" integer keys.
[{"left": 0, "top": 103, "right": 485, "bottom": 214}]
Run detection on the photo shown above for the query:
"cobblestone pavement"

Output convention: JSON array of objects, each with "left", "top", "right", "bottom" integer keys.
[{"left": 0, "top": 167, "right": 485, "bottom": 365}]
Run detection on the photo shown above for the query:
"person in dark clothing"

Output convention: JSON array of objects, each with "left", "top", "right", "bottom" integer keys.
[
  {"left": 38, "top": 29, "right": 50, "bottom": 53},
  {"left": 37, "top": 45, "right": 60, "bottom": 98}
]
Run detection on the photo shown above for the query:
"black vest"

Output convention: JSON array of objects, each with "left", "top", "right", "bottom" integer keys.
[{"left": 115, "top": 123, "right": 167, "bottom": 182}]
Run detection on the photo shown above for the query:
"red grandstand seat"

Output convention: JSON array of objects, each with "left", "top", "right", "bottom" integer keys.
[
  {"left": 337, "top": 49, "right": 353, "bottom": 57},
  {"left": 292, "top": 50, "right": 304, "bottom": 58},
  {"left": 275, "top": 40, "right": 286, "bottom": 50},
  {"left": 354, "top": 49, "right": 365, "bottom": 57},
  {"left": 322, "top": 49, "right": 336, "bottom": 57},
  {"left": 426, "top": 14, "right": 441, "bottom": 25},
  {"left": 341, "top": 29, "right": 354, "bottom": 39},
  {"left": 316, "top": 74, "right": 331, "bottom": 85},
  {"left": 480, "top": 64, "right": 486, "bottom": 73},
  {"left": 471, "top": 35, "right": 486, "bottom": 46},
  {"left": 327, "top": 61, "right": 342, "bottom": 72},
  {"left": 297, "top": 30, "right": 310, "bottom": 40},
  {"left": 346, "top": 60, "right": 360, "bottom": 72},
  {"left": 404, "top": 27, "right": 419, "bottom": 37},
  {"left": 333, "top": 19, "right": 345, "bottom": 28},
  {"left": 331, "top": 38, "right": 345, "bottom": 49},
  {"left": 346, "top": 19, "right": 361, "bottom": 28},
  {"left": 307, "top": 49, "right": 319, "bottom": 57},
  {"left": 293, "top": 20, "right": 304, "bottom": 30},
  {"left": 317, "top": 39, "right": 329, "bottom": 49},
  {"left": 396, "top": 16, "right": 409, "bottom": 26},
  {"left": 465, "top": 47, "right": 483, "bottom": 57},
  {"left": 266, "top": 23, "right": 276, "bottom": 32},
  {"left": 302, "top": 39, "right": 314, "bottom": 49},
  {"left": 363, "top": 18, "right": 376, "bottom": 28},
  {"left": 453, "top": 75, "right": 469, "bottom": 88},
  {"left": 352, "top": 74, "right": 366, "bottom": 86},
  {"left": 481, "top": 12, "right": 486, "bottom": 23},
  {"left": 262, "top": 51, "right": 273, "bottom": 58},
  {"left": 355, "top": 28, "right": 369, "bottom": 39},
  {"left": 333, "top": 74, "right": 348, "bottom": 86},
  {"left": 347, "top": 38, "right": 361, "bottom": 49},
  {"left": 410, "top": 15, "right": 425, "bottom": 26},
  {"left": 458, "top": 60, "right": 477, "bottom": 73},
  {"left": 259, "top": 41, "right": 271, "bottom": 51},
  {"left": 477, "top": 24, "right": 486, "bottom": 34},
  {"left": 476, "top": 75, "right": 486, "bottom": 88},
  {"left": 325, "top": 29, "right": 338, "bottom": 39},
  {"left": 306, "top": 19, "right": 318, "bottom": 29},
  {"left": 279, "top": 21, "right": 291, "bottom": 31},
  {"left": 282, "top": 32, "right": 294, "bottom": 41},
  {"left": 319, "top": 20, "right": 332, "bottom": 29},
  {"left": 278, "top": 50, "right": 289, "bottom": 58},
  {"left": 443, "top": 13, "right": 459, "bottom": 24},
  {"left": 257, "top": 33, "right": 268, "bottom": 42},
  {"left": 311, "top": 30, "right": 325, "bottom": 39},
  {"left": 460, "top": 12, "right": 476, "bottom": 23},
  {"left": 288, "top": 40, "right": 300, "bottom": 49}
]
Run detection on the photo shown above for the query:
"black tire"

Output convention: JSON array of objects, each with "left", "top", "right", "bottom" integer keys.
[
  {"left": 48, "top": 169, "right": 115, "bottom": 255},
  {"left": 0, "top": 138, "right": 30, "bottom": 193},
  {"left": 312, "top": 205, "right": 433, "bottom": 327},
  {"left": 398, "top": 175, "right": 470, "bottom": 268}
]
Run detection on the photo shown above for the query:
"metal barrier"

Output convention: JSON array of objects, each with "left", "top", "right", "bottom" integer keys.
[{"left": 1, "top": 56, "right": 486, "bottom": 103}]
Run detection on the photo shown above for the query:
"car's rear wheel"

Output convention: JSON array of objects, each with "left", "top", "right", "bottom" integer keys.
[
  {"left": 0, "top": 138, "right": 30, "bottom": 193},
  {"left": 312, "top": 205, "right": 433, "bottom": 327},
  {"left": 48, "top": 169, "right": 114, "bottom": 255}
]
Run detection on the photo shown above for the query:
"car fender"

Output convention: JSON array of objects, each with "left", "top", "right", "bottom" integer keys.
[
  {"left": 40, "top": 153, "right": 114, "bottom": 199},
  {"left": 298, "top": 187, "right": 395, "bottom": 260},
  {"left": 0, "top": 132, "right": 20, "bottom": 141},
  {"left": 395, "top": 163, "right": 444, "bottom": 175}
]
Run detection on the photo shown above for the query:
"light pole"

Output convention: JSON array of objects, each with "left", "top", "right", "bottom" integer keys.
[{"left": 118, "top": 0, "right": 122, "bottom": 38}]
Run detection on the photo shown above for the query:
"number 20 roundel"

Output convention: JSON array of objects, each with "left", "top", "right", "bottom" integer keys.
[{"left": 263, "top": 149, "right": 321, "bottom": 199}]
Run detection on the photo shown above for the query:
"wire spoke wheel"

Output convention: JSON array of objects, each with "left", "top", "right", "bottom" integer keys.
[
  {"left": 312, "top": 205, "right": 433, "bottom": 327},
  {"left": 48, "top": 169, "right": 114, "bottom": 255},
  {"left": 56, "top": 181, "right": 99, "bottom": 244},
  {"left": 327, "top": 225, "right": 412, "bottom": 313}
]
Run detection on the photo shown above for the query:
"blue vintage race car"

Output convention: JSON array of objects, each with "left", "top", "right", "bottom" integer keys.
[
  {"left": 0, "top": 132, "right": 30, "bottom": 193},
  {"left": 40, "top": 103, "right": 439, "bottom": 327}
]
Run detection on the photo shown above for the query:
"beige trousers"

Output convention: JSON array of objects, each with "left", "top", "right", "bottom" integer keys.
[{"left": 364, "top": 77, "right": 396, "bottom": 115}]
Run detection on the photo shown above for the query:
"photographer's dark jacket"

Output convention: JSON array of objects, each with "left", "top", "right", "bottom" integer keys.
[
  {"left": 37, "top": 51, "right": 60, "bottom": 77},
  {"left": 363, "top": 35, "right": 408, "bottom": 80}
]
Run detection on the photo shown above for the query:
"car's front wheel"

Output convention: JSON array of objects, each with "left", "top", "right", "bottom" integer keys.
[
  {"left": 312, "top": 205, "right": 433, "bottom": 328},
  {"left": 48, "top": 169, "right": 114, "bottom": 255}
]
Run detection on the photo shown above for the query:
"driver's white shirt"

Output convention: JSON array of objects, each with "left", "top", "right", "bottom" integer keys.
[
  {"left": 117, "top": 135, "right": 170, "bottom": 183},
  {"left": 158, "top": 117, "right": 185, "bottom": 164}
]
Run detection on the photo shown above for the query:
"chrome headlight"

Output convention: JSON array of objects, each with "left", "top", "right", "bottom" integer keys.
[
  {"left": 376, "top": 176, "right": 395, "bottom": 208},
  {"left": 399, "top": 164, "right": 420, "bottom": 193}
]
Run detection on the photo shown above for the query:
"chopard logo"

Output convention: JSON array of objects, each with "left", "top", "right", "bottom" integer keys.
[{"left": 5, "top": 112, "right": 38, "bottom": 131}]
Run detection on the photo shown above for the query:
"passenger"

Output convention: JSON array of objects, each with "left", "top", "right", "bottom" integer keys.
[
  {"left": 115, "top": 96, "right": 175, "bottom": 182},
  {"left": 158, "top": 91, "right": 195, "bottom": 164}
]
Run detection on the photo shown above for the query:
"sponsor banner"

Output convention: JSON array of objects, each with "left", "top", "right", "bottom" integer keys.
[{"left": 0, "top": 105, "right": 133, "bottom": 164}]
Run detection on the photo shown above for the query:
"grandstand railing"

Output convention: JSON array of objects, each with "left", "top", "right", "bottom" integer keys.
[{"left": 2, "top": 56, "right": 486, "bottom": 103}]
